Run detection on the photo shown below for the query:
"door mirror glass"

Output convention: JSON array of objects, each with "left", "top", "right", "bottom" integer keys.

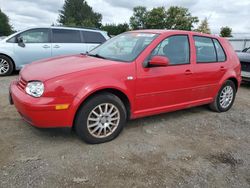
[{"left": 149, "top": 55, "right": 170, "bottom": 67}]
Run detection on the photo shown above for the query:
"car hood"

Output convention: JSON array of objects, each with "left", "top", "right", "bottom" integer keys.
[
  {"left": 236, "top": 52, "right": 250, "bottom": 63},
  {"left": 21, "top": 54, "right": 121, "bottom": 81}
]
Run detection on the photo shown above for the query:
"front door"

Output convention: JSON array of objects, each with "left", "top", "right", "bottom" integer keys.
[
  {"left": 14, "top": 28, "right": 52, "bottom": 67},
  {"left": 135, "top": 35, "right": 195, "bottom": 115}
]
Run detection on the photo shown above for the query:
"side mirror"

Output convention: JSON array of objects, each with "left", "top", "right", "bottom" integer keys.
[
  {"left": 148, "top": 55, "right": 170, "bottom": 67},
  {"left": 17, "top": 36, "right": 25, "bottom": 47}
]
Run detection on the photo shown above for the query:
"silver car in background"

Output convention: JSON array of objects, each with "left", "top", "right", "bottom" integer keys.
[{"left": 0, "top": 26, "right": 109, "bottom": 76}]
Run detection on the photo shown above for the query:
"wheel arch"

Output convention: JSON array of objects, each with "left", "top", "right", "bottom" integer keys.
[
  {"left": 72, "top": 88, "right": 132, "bottom": 128},
  {"left": 227, "top": 77, "right": 239, "bottom": 91}
]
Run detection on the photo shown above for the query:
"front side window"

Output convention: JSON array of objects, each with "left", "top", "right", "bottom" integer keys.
[
  {"left": 194, "top": 36, "right": 217, "bottom": 63},
  {"left": 88, "top": 33, "right": 158, "bottom": 62},
  {"left": 19, "top": 29, "right": 49, "bottom": 43},
  {"left": 52, "top": 29, "right": 81, "bottom": 43},
  {"left": 151, "top": 35, "right": 190, "bottom": 65}
]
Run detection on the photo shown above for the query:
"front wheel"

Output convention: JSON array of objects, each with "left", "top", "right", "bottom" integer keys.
[
  {"left": 209, "top": 80, "right": 236, "bottom": 112},
  {"left": 75, "top": 93, "right": 127, "bottom": 144},
  {"left": 0, "top": 55, "right": 14, "bottom": 76}
]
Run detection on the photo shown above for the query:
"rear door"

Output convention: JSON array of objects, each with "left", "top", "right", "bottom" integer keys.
[
  {"left": 51, "top": 29, "right": 86, "bottom": 56},
  {"left": 192, "top": 36, "right": 227, "bottom": 100},
  {"left": 14, "top": 28, "right": 52, "bottom": 66},
  {"left": 81, "top": 30, "right": 106, "bottom": 52}
]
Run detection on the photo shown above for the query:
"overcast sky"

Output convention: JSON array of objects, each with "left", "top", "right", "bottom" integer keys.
[{"left": 0, "top": 0, "right": 249, "bottom": 34}]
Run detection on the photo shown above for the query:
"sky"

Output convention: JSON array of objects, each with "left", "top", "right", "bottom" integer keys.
[{"left": 0, "top": 0, "right": 250, "bottom": 35}]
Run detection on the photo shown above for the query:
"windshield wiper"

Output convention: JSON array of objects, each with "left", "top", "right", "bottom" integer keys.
[{"left": 87, "top": 53, "right": 106, "bottom": 59}]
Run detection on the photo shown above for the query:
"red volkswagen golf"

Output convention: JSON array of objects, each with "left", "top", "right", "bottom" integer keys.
[{"left": 10, "top": 30, "right": 241, "bottom": 144}]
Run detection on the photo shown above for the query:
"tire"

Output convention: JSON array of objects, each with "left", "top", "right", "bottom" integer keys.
[
  {"left": 75, "top": 92, "right": 127, "bottom": 144},
  {"left": 209, "top": 80, "right": 236, "bottom": 112},
  {"left": 0, "top": 55, "right": 14, "bottom": 76}
]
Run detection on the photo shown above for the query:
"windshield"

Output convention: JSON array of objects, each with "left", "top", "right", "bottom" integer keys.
[{"left": 88, "top": 32, "right": 158, "bottom": 62}]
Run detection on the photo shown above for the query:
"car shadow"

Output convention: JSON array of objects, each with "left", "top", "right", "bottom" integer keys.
[
  {"left": 240, "top": 82, "right": 250, "bottom": 89},
  {"left": 23, "top": 104, "right": 209, "bottom": 141},
  {"left": 125, "top": 105, "right": 209, "bottom": 129}
]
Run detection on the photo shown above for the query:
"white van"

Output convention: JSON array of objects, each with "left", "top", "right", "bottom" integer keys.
[{"left": 0, "top": 26, "right": 110, "bottom": 76}]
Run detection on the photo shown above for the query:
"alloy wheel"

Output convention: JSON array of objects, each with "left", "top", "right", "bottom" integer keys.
[{"left": 87, "top": 103, "right": 120, "bottom": 138}]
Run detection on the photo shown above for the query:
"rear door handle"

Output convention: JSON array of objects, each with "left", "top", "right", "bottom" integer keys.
[
  {"left": 53, "top": 45, "right": 60, "bottom": 48},
  {"left": 220, "top": 66, "right": 226, "bottom": 71},
  {"left": 42, "top": 45, "right": 50, "bottom": 49},
  {"left": 185, "top": 69, "right": 192, "bottom": 75}
]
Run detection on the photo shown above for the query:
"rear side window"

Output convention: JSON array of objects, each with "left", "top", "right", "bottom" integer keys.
[
  {"left": 82, "top": 31, "right": 106, "bottom": 44},
  {"left": 213, "top": 39, "right": 226, "bottom": 61},
  {"left": 194, "top": 36, "right": 217, "bottom": 63},
  {"left": 52, "top": 29, "right": 81, "bottom": 43}
]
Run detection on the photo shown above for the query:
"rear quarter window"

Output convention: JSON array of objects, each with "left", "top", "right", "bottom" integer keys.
[
  {"left": 213, "top": 39, "right": 226, "bottom": 62},
  {"left": 82, "top": 31, "right": 106, "bottom": 44}
]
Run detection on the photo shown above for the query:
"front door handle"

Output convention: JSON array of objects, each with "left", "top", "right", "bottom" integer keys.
[
  {"left": 42, "top": 45, "right": 50, "bottom": 49},
  {"left": 53, "top": 45, "right": 60, "bottom": 48},
  {"left": 185, "top": 69, "right": 192, "bottom": 75}
]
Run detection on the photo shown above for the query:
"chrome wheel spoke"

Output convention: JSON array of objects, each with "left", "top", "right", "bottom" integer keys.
[
  {"left": 219, "top": 85, "right": 234, "bottom": 109},
  {"left": 0, "top": 58, "right": 9, "bottom": 74},
  {"left": 87, "top": 103, "right": 120, "bottom": 138}
]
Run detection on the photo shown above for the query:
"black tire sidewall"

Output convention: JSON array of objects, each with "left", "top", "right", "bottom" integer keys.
[
  {"left": 0, "top": 55, "right": 14, "bottom": 76},
  {"left": 75, "top": 93, "right": 127, "bottom": 144},
  {"left": 216, "top": 80, "right": 236, "bottom": 112}
]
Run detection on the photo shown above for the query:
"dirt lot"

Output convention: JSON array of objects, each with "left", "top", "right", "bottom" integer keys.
[{"left": 0, "top": 75, "right": 249, "bottom": 188}]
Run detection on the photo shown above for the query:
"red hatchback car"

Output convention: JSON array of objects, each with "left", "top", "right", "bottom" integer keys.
[{"left": 10, "top": 30, "right": 241, "bottom": 144}]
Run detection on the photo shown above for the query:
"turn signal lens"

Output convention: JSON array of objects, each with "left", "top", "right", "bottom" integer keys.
[{"left": 55, "top": 104, "right": 69, "bottom": 110}]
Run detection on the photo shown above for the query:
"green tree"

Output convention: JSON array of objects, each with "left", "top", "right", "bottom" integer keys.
[
  {"left": 101, "top": 23, "right": 129, "bottom": 36},
  {"left": 220, "top": 26, "right": 232, "bottom": 37},
  {"left": 165, "top": 6, "right": 199, "bottom": 30},
  {"left": 58, "top": 0, "right": 102, "bottom": 28},
  {"left": 145, "top": 7, "right": 166, "bottom": 29},
  {"left": 0, "top": 9, "right": 13, "bottom": 36},
  {"left": 129, "top": 6, "right": 147, "bottom": 30},
  {"left": 196, "top": 17, "right": 211, "bottom": 34}
]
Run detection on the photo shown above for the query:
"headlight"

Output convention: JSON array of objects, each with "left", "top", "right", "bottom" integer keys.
[{"left": 25, "top": 81, "right": 44, "bottom": 98}]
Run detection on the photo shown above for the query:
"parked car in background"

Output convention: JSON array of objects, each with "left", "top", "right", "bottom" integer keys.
[
  {"left": 237, "top": 47, "right": 250, "bottom": 82},
  {"left": 0, "top": 36, "right": 7, "bottom": 40},
  {"left": 0, "top": 26, "right": 109, "bottom": 76},
  {"left": 228, "top": 38, "right": 250, "bottom": 52},
  {"left": 10, "top": 30, "right": 241, "bottom": 144}
]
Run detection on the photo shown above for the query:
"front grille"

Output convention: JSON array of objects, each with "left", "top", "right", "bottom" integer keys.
[
  {"left": 17, "top": 77, "right": 27, "bottom": 91},
  {"left": 241, "top": 62, "right": 250, "bottom": 72}
]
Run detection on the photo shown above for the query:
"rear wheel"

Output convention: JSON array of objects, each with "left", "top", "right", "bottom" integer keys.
[
  {"left": 209, "top": 80, "right": 236, "bottom": 112},
  {"left": 75, "top": 93, "right": 127, "bottom": 144},
  {"left": 0, "top": 55, "right": 14, "bottom": 76}
]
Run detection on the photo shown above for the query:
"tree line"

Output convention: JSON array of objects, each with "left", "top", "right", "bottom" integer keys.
[{"left": 0, "top": 0, "right": 233, "bottom": 37}]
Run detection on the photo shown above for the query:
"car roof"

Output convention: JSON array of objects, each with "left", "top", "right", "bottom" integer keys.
[
  {"left": 14, "top": 26, "right": 106, "bottom": 33},
  {"left": 129, "top": 29, "right": 221, "bottom": 39}
]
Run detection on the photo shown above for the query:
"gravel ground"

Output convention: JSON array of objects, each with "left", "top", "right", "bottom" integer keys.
[{"left": 0, "top": 75, "right": 250, "bottom": 188}]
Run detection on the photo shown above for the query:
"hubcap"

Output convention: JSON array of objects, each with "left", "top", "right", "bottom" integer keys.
[
  {"left": 87, "top": 103, "right": 120, "bottom": 138},
  {"left": 0, "top": 58, "right": 9, "bottom": 75},
  {"left": 219, "top": 85, "right": 234, "bottom": 109}
]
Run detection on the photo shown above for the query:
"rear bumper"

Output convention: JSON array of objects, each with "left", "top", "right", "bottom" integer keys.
[
  {"left": 10, "top": 81, "right": 73, "bottom": 128},
  {"left": 241, "top": 71, "right": 250, "bottom": 82}
]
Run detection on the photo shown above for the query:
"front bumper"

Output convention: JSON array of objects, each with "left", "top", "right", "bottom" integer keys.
[
  {"left": 10, "top": 81, "right": 73, "bottom": 128},
  {"left": 241, "top": 71, "right": 250, "bottom": 82}
]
